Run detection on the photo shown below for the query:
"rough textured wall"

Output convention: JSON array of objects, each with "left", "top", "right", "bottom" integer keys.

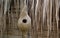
[{"left": 0, "top": 0, "right": 60, "bottom": 38}]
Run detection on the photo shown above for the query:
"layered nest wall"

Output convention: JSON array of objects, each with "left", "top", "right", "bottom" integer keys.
[{"left": 0, "top": 0, "right": 60, "bottom": 38}]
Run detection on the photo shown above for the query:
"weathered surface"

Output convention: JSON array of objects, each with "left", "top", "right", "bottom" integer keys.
[{"left": 0, "top": 0, "right": 60, "bottom": 38}]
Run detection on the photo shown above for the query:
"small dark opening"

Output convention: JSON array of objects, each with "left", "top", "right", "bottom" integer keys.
[{"left": 22, "top": 19, "right": 27, "bottom": 23}]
